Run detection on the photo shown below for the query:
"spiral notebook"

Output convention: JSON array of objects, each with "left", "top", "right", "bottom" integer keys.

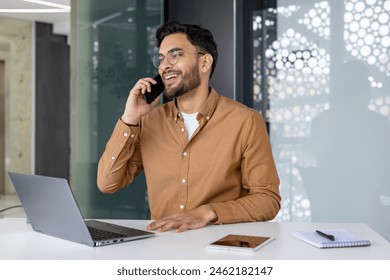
[{"left": 291, "top": 229, "right": 371, "bottom": 249}]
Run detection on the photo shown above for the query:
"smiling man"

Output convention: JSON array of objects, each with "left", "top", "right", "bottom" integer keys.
[{"left": 97, "top": 21, "right": 281, "bottom": 233}]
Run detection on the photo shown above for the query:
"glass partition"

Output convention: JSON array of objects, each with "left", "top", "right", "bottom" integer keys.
[
  {"left": 71, "top": 0, "right": 163, "bottom": 219},
  {"left": 252, "top": 0, "right": 390, "bottom": 241}
]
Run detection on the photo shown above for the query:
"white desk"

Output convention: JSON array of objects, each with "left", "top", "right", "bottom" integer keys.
[{"left": 1, "top": 218, "right": 390, "bottom": 260}]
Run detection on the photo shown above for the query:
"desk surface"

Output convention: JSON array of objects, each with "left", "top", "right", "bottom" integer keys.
[{"left": 1, "top": 218, "right": 390, "bottom": 260}]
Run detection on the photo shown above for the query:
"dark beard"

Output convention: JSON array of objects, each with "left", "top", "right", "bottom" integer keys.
[{"left": 164, "top": 67, "right": 201, "bottom": 99}]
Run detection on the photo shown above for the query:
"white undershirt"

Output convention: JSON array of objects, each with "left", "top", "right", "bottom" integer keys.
[{"left": 181, "top": 112, "right": 199, "bottom": 140}]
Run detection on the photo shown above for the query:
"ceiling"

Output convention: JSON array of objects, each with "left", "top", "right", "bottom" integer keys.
[{"left": 0, "top": 0, "right": 70, "bottom": 36}]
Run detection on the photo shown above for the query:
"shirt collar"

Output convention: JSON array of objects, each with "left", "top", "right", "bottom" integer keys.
[
  {"left": 170, "top": 87, "right": 219, "bottom": 123},
  {"left": 198, "top": 87, "right": 219, "bottom": 122}
]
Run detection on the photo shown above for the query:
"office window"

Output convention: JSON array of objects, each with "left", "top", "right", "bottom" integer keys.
[
  {"left": 252, "top": 0, "right": 390, "bottom": 241},
  {"left": 71, "top": 0, "right": 163, "bottom": 219}
]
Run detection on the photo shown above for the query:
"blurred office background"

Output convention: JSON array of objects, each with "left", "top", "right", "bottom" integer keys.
[{"left": 0, "top": 0, "right": 389, "bottom": 241}]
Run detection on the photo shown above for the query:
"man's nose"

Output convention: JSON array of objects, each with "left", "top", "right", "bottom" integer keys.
[{"left": 159, "top": 57, "right": 171, "bottom": 70}]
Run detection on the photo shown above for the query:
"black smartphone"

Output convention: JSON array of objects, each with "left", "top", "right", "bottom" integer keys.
[{"left": 145, "top": 75, "right": 165, "bottom": 104}]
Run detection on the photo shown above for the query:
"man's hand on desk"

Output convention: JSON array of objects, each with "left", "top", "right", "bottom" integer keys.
[{"left": 146, "top": 205, "right": 217, "bottom": 233}]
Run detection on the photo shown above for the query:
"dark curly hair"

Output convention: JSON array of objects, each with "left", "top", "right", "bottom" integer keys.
[{"left": 156, "top": 21, "right": 218, "bottom": 78}]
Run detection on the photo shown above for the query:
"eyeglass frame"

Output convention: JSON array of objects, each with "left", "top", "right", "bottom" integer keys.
[{"left": 152, "top": 48, "right": 205, "bottom": 69}]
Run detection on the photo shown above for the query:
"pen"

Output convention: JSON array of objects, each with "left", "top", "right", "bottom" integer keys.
[{"left": 315, "top": 230, "right": 335, "bottom": 241}]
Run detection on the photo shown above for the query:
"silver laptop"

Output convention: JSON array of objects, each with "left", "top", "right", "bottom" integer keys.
[{"left": 8, "top": 172, "right": 155, "bottom": 247}]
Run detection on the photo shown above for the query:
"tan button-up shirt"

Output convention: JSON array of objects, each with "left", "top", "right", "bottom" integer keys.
[{"left": 97, "top": 88, "right": 280, "bottom": 224}]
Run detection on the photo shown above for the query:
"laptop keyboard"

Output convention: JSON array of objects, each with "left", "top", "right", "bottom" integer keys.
[{"left": 87, "top": 226, "right": 127, "bottom": 241}]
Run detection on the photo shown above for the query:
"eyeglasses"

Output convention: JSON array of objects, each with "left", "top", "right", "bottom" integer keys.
[{"left": 152, "top": 49, "right": 205, "bottom": 69}]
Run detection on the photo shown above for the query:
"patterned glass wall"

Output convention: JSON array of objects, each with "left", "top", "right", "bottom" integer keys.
[{"left": 253, "top": 0, "right": 390, "bottom": 241}]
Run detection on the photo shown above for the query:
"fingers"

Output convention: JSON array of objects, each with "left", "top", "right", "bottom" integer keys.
[
  {"left": 147, "top": 216, "right": 179, "bottom": 232},
  {"left": 132, "top": 77, "right": 157, "bottom": 96},
  {"left": 146, "top": 213, "right": 209, "bottom": 233},
  {"left": 122, "top": 77, "right": 160, "bottom": 124},
  {"left": 176, "top": 223, "right": 191, "bottom": 233}
]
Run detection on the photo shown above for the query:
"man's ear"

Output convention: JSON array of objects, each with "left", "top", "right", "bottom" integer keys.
[{"left": 200, "top": 54, "right": 213, "bottom": 74}]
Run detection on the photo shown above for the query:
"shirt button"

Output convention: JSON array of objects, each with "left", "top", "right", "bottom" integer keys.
[
  {"left": 111, "top": 156, "right": 115, "bottom": 160},
  {"left": 123, "top": 132, "right": 128, "bottom": 137},
  {"left": 181, "top": 128, "right": 185, "bottom": 132},
  {"left": 179, "top": 204, "right": 184, "bottom": 209},
  {"left": 183, "top": 152, "right": 188, "bottom": 157},
  {"left": 130, "top": 134, "right": 135, "bottom": 138},
  {"left": 206, "top": 116, "right": 210, "bottom": 120},
  {"left": 181, "top": 179, "right": 186, "bottom": 184}
]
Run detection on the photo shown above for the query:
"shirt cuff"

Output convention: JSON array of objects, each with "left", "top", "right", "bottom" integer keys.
[
  {"left": 116, "top": 118, "right": 139, "bottom": 138},
  {"left": 120, "top": 117, "right": 139, "bottom": 127}
]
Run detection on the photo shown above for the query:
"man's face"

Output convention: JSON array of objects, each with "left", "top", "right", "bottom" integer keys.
[{"left": 158, "top": 33, "right": 202, "bottom": 99}]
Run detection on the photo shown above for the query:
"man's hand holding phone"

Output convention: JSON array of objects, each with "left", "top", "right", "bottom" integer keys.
[{"left": 121, "top": 75, "right": 164, "bottom": 126}]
